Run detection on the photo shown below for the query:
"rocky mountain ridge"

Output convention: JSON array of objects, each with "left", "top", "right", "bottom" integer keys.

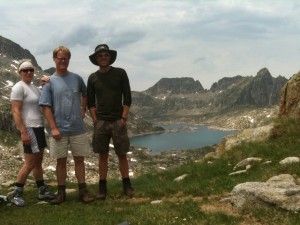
[{"left": 130, "top": 69, "right": 287, "bottom": 130}]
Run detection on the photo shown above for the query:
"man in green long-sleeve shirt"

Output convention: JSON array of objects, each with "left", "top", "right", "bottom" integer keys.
[{"left": 87, "top": 44, "right": 134, "bottom": 200}]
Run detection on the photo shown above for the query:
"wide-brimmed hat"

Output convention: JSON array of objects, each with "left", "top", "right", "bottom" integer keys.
[{"left": 89, "top": 44, "right": 117, "bottom": 66}]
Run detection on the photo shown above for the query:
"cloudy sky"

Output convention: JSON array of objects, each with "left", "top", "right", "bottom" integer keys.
[{"left": 1, "top": 0, "right": 300, "bottom": 91}]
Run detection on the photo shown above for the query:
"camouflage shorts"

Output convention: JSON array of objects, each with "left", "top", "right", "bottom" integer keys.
[{"left": 92, "top": 119, "right": 130, "bottom": 155}]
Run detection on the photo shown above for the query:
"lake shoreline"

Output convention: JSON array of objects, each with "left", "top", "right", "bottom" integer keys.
[
  {"left": 130, "top": 122, "right": 237, "bottom": 153},
  {"left": 130, "top": 121, "right": 237, "bottom": 139}
]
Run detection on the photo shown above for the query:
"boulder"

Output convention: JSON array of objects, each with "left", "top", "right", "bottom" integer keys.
[{"left": 231, "top": 174, "right": 300, "bottom": 212}]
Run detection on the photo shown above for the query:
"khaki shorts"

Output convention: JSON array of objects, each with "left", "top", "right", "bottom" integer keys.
[
  {"left": 92, "top": 120, "right": 130, "bottom": 155},
  {"left": 49, "top": 133, "right": 91, "bottom": 159}
]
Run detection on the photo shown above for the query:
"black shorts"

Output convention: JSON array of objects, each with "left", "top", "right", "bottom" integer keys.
[{"left": 23, "top": 127, "right": 47, "bottom": 154}]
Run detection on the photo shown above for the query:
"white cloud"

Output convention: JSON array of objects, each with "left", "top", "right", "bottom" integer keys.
[{"left": 1, "top": 0, "right": 300, "bottom": 91}]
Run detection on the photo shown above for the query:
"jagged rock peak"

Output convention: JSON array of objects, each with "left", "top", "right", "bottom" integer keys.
[
  {"left": 144, "top": 77, "right": 204, "bottom": 96},
  {"left": 210, "top": 68, "right": 272, "bottom": 92},
  {"left": 210, "top": 75, "right": 248, "bottom": 92},
  {"left": 256, "top": 67, "right": 272, "bottom": 77},
  {"left": 235, "top": 67, "right": 286, "bottom": 107}
]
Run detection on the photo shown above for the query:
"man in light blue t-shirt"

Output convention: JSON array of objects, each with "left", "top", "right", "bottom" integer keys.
[{"left": 39, "top": 45, "right": 94, "bottom": 205}]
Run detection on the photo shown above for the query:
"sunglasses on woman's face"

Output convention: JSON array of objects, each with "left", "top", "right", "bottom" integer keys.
[{"left": 21, "top": 69, "right": 34, "bottom": 73}]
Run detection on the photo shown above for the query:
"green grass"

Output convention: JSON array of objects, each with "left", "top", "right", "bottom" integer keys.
[{"left": 1, "top": 117, "right": 300, "bottom": 224}]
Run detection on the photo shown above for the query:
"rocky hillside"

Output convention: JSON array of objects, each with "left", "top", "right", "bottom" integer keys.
[{"left": 0, "top": 36, "right": 50, "bottom": 133}]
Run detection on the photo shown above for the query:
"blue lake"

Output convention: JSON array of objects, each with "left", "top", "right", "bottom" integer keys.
[{"left": 130, "top": 124, "right": 236, "bottom": 154}]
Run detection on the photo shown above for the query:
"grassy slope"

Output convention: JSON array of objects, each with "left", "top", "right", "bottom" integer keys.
[{"left": 1, "top": 117, "right": 300, "bottom": 225}]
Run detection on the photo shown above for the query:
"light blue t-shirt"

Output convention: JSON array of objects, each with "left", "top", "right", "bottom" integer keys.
[{"left": 39, "top": 72, "right": 87, "bottom": 136}]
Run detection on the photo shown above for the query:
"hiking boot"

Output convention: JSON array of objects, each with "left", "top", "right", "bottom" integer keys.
[
  {"left": 123, "top": 186, "right": 134, "bottom": 197},
  {"left": 38, "top": 185, "right": 55, "bottom": 200},
  {"left": 79, "top": 188, "right": 94, "bottom": 203},
  {"left": 7, "top": 189, "right": 25, "bottom": 207},
  {"left": 96, "top": 185, "right": 107, "bottom": 200},
  {"left": 50, "top": 190, "right": 66, "bottom": 205}
]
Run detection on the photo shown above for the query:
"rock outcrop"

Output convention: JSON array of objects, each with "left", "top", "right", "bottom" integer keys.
[
  {"left": 279, "top": 71, "right": 300, "bottom": 117},
  {"left": 231, "top": 174, "right": 300, "bottom": 212}
]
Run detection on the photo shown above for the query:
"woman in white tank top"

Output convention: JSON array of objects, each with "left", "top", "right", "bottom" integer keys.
[{"left": 7, "top": 60, "right": 54, "bottom": 207}]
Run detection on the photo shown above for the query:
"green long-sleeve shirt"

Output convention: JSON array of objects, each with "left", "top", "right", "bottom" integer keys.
[{"left": 87, "top": 67, "right": 131, "bottom": 121}]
